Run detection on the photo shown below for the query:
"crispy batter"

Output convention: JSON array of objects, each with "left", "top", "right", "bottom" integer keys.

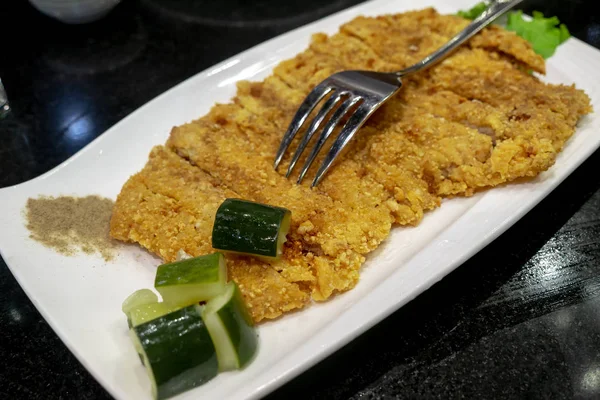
[
  {"left": 110, "top": 146, "right": 312, "bottom": 321},
  {"left": 111, "top": 9, "right": 591, "bottom": 323}
]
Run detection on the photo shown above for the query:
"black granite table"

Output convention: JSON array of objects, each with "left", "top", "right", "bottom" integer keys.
[{"left": 2, "top": 0, "right": 600, "bottom": 398}]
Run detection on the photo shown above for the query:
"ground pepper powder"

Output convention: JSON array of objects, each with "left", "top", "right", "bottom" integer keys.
[{"left": 25, "top": 195, "right": 117, "bottom": 261}]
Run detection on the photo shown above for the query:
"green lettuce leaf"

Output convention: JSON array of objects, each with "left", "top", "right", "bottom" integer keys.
[
  {"left": 456, "top": 4, "right": 571, "bottom": 59},
  {"left": 506, "top": 10, "right": 570, "bottom": 58},
  {"left": 457, "top": 2, "right": 488, "bottom": 19}
]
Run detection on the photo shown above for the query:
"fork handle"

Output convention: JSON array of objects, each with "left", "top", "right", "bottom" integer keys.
[{"left": 396, "top": 0, "right": 523, "bottom": 77}]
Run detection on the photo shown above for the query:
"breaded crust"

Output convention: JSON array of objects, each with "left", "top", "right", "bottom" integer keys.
[{"left": 111, "top": 8, "right": 591, "bottom": 323}]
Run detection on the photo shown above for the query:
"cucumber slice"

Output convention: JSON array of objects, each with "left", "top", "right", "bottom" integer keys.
[
  {"left": 154, "top": 253, "right": 227, "bottom": 307},
  {"left": 122, "top": 289, "right": 158, "bottom": 314},
  {"left": 122, "top": 289, "right": 160, "bottom": 327},
  {"left": 212, "top": 198, "right": 291, "bottom": 259},
  {"left": 129, "top": 302, "right": 180, "bottom": 327},
  {"left": 131, "top": 305, "right": 218, "bottom": 400},
  {"left": 202, "top": 282, "right": 258, "bottom": 371}
]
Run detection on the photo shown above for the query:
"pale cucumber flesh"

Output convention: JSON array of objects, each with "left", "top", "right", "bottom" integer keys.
[
  {"left": 217, "top": 284, "right": 257, "bottom": 368},
  {"left": 276, "top": 211, "right": 291, "bottom": 257},
  {"left": 129, "top": 329, "right": 158, "bottom": 398},
  {"left": 122, "top": 289, "right": 158, "bottom": 314},
  {"left": 202, "top": 308, "right": 238, "bottom": 371},
  {"left": 155, "top": 253, "right": 226, "bottom": 306},
  {"left": 129, "top": 302, "right": 180, "bottom": 327},
  {"left": 202, "top": 282, "right": 258, "bottom": 371}
]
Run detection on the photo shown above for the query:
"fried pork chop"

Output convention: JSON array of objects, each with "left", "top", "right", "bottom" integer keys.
[{"left": 110, "top": 8, "right": 591, "bottom": 323}]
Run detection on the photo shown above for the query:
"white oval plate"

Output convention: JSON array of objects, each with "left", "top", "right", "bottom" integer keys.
[{"left": 2, "top": 0, "right": 600, "bottom": 399}]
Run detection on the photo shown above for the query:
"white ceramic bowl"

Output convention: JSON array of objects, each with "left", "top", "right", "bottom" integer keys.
[{"left": 29, "top": 0, "right": 122, "bottom": 24}]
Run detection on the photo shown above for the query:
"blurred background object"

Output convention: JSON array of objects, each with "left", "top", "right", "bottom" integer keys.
[
  {"left": 28, "top": 0, "right": 121, "bottom": 24},
  {"left": 140, "top": 0, "right": 366, "bottom": 28},
  {"left": 0, "top": 78, "right": 9, "bottom": 118}
]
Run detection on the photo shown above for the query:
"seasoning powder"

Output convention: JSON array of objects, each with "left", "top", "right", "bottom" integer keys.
[{"left": 25, "top": 195, "right": 117, "bottom": 261}]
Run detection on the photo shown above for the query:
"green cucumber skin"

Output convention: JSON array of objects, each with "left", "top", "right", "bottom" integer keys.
[
  {"left": 134, "top": 306, "right": 218, "bottom": 400},
  {"left": 155, "top": 253, "right": 223, "bottom": 287},
  {"left": 217, "top": 284, "right": 258, "bottom": 368},
  {"left": 212, "top": 199, "right": 291, "bottom": 258}
]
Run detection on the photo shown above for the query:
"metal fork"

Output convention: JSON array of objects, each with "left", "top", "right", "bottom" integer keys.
[{"left": 274, "top": 0, "right": 522, "bottom": 187}]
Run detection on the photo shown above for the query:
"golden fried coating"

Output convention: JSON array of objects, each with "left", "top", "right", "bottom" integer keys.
[
  {"left": 110, "top": 146, "right": 312, "bottom": 321},
  {"left": 111, "top": 8, "right": 591, "bottom": 323}
]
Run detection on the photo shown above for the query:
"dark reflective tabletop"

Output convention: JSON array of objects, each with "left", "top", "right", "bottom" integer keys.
[{"left": 1, "top": 0, "right": 600, "bottom": 398}]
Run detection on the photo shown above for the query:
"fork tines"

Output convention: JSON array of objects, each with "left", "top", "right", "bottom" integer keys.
[
  {"left": 273, "top": 83, "right": 369, "bottom": 187},
  {"left": 274, "top": 70, "right": 401, "bottom": 187}
]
